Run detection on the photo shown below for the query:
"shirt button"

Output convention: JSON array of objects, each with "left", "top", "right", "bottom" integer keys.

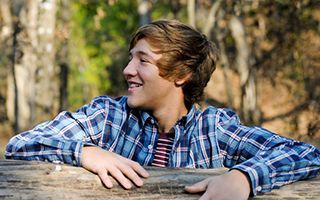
[
  {"left": 148, "top": 145, "right": 153, "bottom": 150},
  {"left": 256, "top": 186, "right": 262, "bottom": 192}
]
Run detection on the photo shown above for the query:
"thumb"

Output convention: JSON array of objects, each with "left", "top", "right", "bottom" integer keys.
[{"left": 184, "top": 178, "right": 210, "bottom": 193}]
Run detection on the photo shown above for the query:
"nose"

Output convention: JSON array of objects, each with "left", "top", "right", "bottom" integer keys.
[{"left": 123, "top": 59, "right": 137, "bottom": 78}]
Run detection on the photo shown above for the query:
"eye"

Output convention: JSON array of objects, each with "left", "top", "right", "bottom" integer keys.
[
  {"left": 139, "top": 56, "right": 151, "bottom": 64},
  {"left": 140, "top": 58, "right": 148, "bottom": 63},
  {"left": 128, "top": 54, "right": 133, "bottom": 61}
]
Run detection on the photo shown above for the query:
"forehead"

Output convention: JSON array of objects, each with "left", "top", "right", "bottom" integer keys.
[{"left": 130, "top": 39, "right": 162, "bottom": 60}]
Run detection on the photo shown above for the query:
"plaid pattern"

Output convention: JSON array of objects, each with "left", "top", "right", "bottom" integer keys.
[{"left": 5, "top": 96, "right": 320, "bottom": 195}]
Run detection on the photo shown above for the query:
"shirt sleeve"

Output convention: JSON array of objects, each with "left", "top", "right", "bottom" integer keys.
[
  {"left": 5, "top": 97, "right": 107, "bottom": 166},
  {"left": 215, "top": 108, "right": 320, "bottom": 196}
]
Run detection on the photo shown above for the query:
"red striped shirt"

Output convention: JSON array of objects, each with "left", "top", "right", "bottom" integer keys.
[{"left": 151, "top": 132, "right": 174, "bottom": 167}]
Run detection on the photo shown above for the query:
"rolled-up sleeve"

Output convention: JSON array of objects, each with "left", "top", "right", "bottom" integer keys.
[
  {"left": 215, "top": 108, "right": 320, "bottom": 195},
  {"left": 5, "top": 97, "right": 107, "bottom": 166}
]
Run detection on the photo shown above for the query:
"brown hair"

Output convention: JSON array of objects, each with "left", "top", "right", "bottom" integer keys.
[{"left": 129, "top": 19, "right": 219, "bottom": 106}]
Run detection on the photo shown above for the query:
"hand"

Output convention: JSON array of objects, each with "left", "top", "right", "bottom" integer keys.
[
  {"left": 81, "top": 146, "right": 149, "bottom": 189},
  {"left": 185, "top": 169, "right": 250, "bottom": 200}
]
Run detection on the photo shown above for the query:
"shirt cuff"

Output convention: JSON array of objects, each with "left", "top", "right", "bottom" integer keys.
[
  {"left": 37, "top": 138, "right": 84, "bottom": 167},
  {"left": 232, "top": 161, "right": 272, "bottom": 196}
]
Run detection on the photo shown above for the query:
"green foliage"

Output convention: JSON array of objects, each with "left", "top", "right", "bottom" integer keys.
[
  {"left": 151, "top": 1, "right": 188, "bottom": 23},
  {"left": 68, "top": 1, "right": 139, "bottom": 110},
  {"left": 66, "top": 0, "right": 187, "bottom": 110}
]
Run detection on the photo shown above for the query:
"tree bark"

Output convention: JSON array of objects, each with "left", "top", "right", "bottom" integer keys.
[
  {"left": 187, "top": 0, "right": 196, "bottom": 28},
  {"left": 202, "top": 0, "right": 222, "bottom": 39},
  {"left": 229, "top": 16, "right": 260, "bottom": 124},
  {"left": 0, "top": 160, "right": 227, "bottom": 200},
  {"left": 137, "top": 0, "right": 151, "bottom": 26},
  {"left": 0, "top": 160, "right": 319, "bottom": 199},
  {"left": 5, "top": 0, "right": 25, "bottom": 133},
  {"left": 34, "top": 0, "right": 59, "bottom": 120},
  {"left": 5, "top": 0, "right": 59, "bottom": 132},
  {"left": 56, "top": 0, "right": 70, "bottom": 111},
  {"left": 215, "top": 10, "right": 234, "bottom": 108},
  {"left": 0, "top": 0, "right": 12, "bottom": 40}
]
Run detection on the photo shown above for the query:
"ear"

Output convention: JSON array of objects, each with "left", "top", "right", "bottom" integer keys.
[{"left": 175, "top": 73, "right": 192, "bottom": 87}]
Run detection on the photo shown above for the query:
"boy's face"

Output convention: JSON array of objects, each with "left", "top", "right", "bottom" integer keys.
[{"left": 123, "top": 39, "right": 179, "bottom": 111}]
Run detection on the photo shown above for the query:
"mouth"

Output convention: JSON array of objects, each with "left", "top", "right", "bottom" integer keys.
[{"left": 128, "top": 81, "right": 143, "bottom": 89}]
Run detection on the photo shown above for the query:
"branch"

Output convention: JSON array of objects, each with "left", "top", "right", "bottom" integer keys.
[{"left": 202, "top": 0, "right": 222, "bottom": 38}]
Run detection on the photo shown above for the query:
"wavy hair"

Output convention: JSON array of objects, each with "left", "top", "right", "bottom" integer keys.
[{"left": 129, "top": 19, "right": 219, "bottom": 106}]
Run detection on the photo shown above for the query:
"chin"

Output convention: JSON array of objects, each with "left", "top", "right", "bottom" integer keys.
[
  {"left": 127, "top": 97, "right": 140, "bottom": 109},
  {"left": 127, "top": 97, "right": 150, "bottom": 110}
]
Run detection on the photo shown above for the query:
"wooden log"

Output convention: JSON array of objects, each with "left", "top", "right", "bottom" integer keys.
[{"left": 0, "top": 159, "right": 319, "bottom": 199}]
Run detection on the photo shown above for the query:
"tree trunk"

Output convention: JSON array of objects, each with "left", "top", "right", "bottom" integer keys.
[
  {"left": 0, "top": 160, "right": 227, "bottom": 200},
  {"left": 5, "top": 0, "right": 58, "bottom": 132},
  {"left": 202, "top": 0, "right": 222, "bottom": 39},
  {"left": 0, "top": 1, "right": 12, "bottom": 122},
  {"left": 215, "top": 9, "right": 234, "bottom": 108},
  {"left": 229, "top": 16, "right": 260, "bottom": 124},
  {"left": 6, "top": 0, "right": 27, "bottom": 133},
  {"left": 187, "top": 0, "right": 196, "bottom": 27},
  {"left": 57, "top": 0, "right": 70, "bottom": 111},
  {"left": 137, "top": 0, "right": 151, "bottom": 26},
  {"left": 1, "top": 160, "right": 319, "bottom": 199},
  {"left": 34, "top": 0, "right": 59, "bottom": 121}
]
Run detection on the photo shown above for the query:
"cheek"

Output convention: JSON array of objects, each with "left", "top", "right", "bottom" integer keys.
[{"left": 139, "top": 67, "right": 160, "bottom": 81}]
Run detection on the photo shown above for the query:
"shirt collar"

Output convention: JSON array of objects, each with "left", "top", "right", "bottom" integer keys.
[
  {"left": 130, "top": 104, "right": 199, "bottom": 129},
  {"left": 139, "top": 110, "right": 156, "bottom": 126},
  {"left": 183, "top": 104, "right": 198, "bottom": 127}
]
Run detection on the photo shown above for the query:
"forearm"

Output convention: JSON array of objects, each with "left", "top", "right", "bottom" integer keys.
[
  {"left": 232, "top": 140, "right": 320, "bottom": 195},
  {"left": 5, "top": 133, "right": 84, "bottom": 166},
  {"left": 5, "top": 106, "right": 106, "bottom": 166}
]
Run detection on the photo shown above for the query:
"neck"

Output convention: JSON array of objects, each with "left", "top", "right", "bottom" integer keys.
[{"left": 152, "top": 99, "right": 188, "bottom": 133}]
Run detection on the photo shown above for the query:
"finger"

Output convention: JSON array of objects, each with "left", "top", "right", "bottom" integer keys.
[
  {"left": 108, "top": 166, "right": 132, "bottom": 189},
  {"left": 118, "top": 163, "right": 144, "bottom": 187},
  {"left": 128, "top": 160, "right": 149, "bottom": 178},
  {"left": 184, "top": 178, "right": 210, "bottom": 193},
  {"left": 97, "top": 169, "right": 113, "bottom": 188},
  {"left": 199, "top": 191, "right": 211, "bottom": 200}
]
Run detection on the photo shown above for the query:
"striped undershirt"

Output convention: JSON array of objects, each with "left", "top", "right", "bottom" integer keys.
[{"left": 151, "top": 132, "right": 175, "bottom": 167}]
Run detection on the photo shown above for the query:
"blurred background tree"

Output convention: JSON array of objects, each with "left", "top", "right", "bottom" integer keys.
[{"left": 0, "top": 0, "right": 319, "bottom": 157}]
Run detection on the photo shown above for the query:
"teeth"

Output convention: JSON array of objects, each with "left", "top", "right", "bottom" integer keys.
[{"left": 129, "top": 83, "right": 142, "bottom": 87}]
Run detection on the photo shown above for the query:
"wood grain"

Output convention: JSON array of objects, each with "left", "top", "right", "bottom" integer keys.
[{"left": 0, "top": 160, "right": 319, "bottom": 199}]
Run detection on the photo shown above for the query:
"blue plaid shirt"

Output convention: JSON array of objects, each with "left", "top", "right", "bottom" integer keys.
[{"left": 5, "top": 96, "right": 320, "bottom": 195}]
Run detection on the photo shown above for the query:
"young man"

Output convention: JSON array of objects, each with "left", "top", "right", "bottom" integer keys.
[{"left": 5, "top": 20, "right": 320, "bottom": 199}]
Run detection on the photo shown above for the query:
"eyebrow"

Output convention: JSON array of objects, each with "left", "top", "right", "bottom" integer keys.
[{"left": 130, "top": 50, "right": 157, "bottom": 62}]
